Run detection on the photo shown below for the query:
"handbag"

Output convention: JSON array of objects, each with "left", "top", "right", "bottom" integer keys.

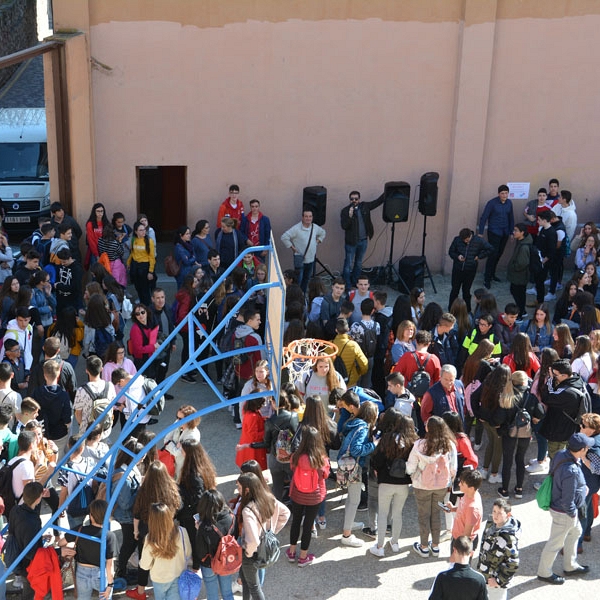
[
  {"left": 164, "top": 254, "right": 180, "bottom": 278},
  {"left": 178, "top": 527, "right": 202, "bottom": 600}
]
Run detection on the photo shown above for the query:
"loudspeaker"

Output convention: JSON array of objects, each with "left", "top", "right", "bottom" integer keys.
[
  {"left": 382, "top": 181, "right": 410, "bottom": 223},
  {"left": 397, "top": 255, "right": 425, "bottom": 291},
  {"left": 418, "top": 172, "right": 439, "bottom": 217},
  {"left": 302, "top": 186, "right": 327, "bottom": 226}
]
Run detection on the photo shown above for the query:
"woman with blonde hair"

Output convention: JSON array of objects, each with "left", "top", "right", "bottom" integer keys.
[
  {"left": 297, "top": 356, "right": 346, "bottom": 403},
  {"left": 139, "top": 502, "right": 191, "bottom": 600},
  {"left": 163, "top": 404, "right": 202, "bottom": 480}
]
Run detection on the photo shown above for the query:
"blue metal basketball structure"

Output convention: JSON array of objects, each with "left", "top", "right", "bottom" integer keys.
[{"left": 0, "top": 238, "right": 286, "bottom": 589}]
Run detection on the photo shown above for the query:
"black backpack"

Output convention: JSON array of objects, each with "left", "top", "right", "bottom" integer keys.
[
  {"left": 333, "top": 342, "right": 350, "bottom": 383},
  {"left": 231, "top": 334, "right": 250, "bottom": 366},
  {"left": 0, "top": 457, "right": 26, "bottom": 517},
  {"left": 358, "top": 324, "right": 378, "bottom": 359},
  {"left": 407, "top": 353, "right": 431, "bottom": 398}
]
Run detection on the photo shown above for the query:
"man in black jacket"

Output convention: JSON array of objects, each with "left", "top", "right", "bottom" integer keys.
[
  {"left": 447, "top": 228, "right": 493, "bottom": 311},
  {"left": 149, "top": 287, "right": 176, "bottom": 398},
  {"left": 529, "top": 210, "right": 557, "bottom": 305},
  {"left": 429, "top": 536, "right": 487, "bottom": 600},
  {"left": 340, "top": 191, "right": 384, "bottom": 289}
]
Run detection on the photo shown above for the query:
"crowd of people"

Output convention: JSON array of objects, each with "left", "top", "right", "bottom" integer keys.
[{"left": 0, "top": 179, "right": 598, "bottom": 600}]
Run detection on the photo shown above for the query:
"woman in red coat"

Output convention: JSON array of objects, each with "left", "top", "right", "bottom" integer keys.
[
  {"left": 235, "top": 398, "right": 267, "bottom": 470},
  {"left": 129, "top": 303, "right": 159, "bottom": 371},
  {"left": 85, "top": 202, "right": 109, "bottom": 268}
]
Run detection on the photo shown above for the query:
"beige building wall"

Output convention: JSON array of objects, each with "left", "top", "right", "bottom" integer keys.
[{"left": 50, "top": 0, "right": 600, "bottom": 274}]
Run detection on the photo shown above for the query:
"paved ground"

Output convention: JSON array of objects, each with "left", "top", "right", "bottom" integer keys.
[{"left": 8, "top": 257, "right": 598, "bottom": 599}]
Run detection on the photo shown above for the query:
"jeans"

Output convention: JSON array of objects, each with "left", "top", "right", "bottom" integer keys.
[
  {"left": 533, "top": 419, "right": 548, "bottom": 462},
  {"left": 449, "top": 267, "right": 477, "bottom": 313},
  {"left": 500, "top": 435, "right": 530, "bottom": 491},
  {"left": 537, "top": 509, "right": 582, "bottom": 577},
  {"left": 343, "top": 239, "right": 368, "bottom": 288},
  {"left": 413, "top": 487, "right": 447, "bottom": 546},
  {"left": 289, "top": 501, "right": 320, "bottom": 552},
  {"left": 76, "top": 564, "right": 112, "bottom": 600},
  {"left": 343, "top": 476, "right": 363, "bottom": 531},
  {"left": 482, "top": 421, "right": 502, "bottom": 473},
  {"left": 484, "top": 232, "right": 509, "bottom": 283},
  {"left": 240, "top": 553, "right": 264, "bottom": 600},
  {"left": 377, "top": 483, "right": 409, "bottom": 547},
  {"left": 578, "top": 492, "right": 595, "bottom": 547},
  {"left": 152, "top": 578, "right": 180, "bottom": 600},
  {"left": 298, "top": 261, "right": 315, "bottom": 294},
  {"left": 200, "top": 565, "right": 234, "bottom": 600}
]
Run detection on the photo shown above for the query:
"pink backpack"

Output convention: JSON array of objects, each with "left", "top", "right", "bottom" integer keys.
[{"left": 420, "top": 452, "right": 451, "bottom": 489}]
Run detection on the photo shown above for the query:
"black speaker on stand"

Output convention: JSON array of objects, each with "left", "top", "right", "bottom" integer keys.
[
  {"left": 302, "top": 186, "right": 332, "bottom": 277},
  {"left": 417, "top": 172, "right": 439, "bottom": 293},
  {"left": 382, "top": 182, "right": 410, "bottom": 292}
]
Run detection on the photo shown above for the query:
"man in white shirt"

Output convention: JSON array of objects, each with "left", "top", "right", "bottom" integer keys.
[{"left": 9, "top": 430, "right": 36, "bottom": 503}]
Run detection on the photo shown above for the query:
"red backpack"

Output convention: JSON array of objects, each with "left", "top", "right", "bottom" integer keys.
[
  {"left": 211, "top": 519, "right": 242, "bottom": 576},
  {"left": 293, "top": 459, "right": 319, "bottom": 493}
]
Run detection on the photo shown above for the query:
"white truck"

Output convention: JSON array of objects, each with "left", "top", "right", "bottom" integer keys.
[{"left": 0, "top": 107, "right": 50, "bottom": 235}]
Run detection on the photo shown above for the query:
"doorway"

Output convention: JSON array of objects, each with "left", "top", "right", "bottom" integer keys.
[{"left": 137, "top": 166, "right": 187, "bottom": 241}]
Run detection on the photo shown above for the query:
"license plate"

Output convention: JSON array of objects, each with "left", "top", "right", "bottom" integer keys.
[{"left": 4, "top": 216, "right": 31, "bottom": 223}]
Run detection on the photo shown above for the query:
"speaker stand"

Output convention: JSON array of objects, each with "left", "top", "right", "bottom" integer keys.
[
  {"left": 384, "top": 222, "right": 410, "bottom": 293},
  {"left": 313, "top": 253, "right": 334, "bottom": 279},
  {"left": 420, "top": 215, "right": 437, "bottom": 293}
]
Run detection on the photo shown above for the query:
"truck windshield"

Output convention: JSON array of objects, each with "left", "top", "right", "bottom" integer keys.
[{"left": 0, "top": 143, "right": 49, "bottom": 180}]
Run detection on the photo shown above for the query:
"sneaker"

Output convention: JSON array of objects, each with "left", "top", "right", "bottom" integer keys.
[
  {"left": 529, "top": 457, "right": 539, "bottom": 465},
  {"left": 557, "top": 283, "right": 563, "bottom": 290},
  {"left": 311, "top": 526, "right": 318, "bottom": 539},
  {"left": 497, "top": 488, "right": 510, "bottom": 499},
  {"left": 369, "top": 544, "right": 385, "bottom": 558},
  {"left": 12, "top": 576, "right": 23, "bottom": 589},
  {"left": 316, "top": 518, "right": 327, "bottom": 530},
  {"left": 488, "top": 473, "right": 502, "bottom": 484},
  {"left": 351, "top": 522, "right": 364, "bottom": 531},
  {"left": 231, "top": 581, "right": 243, "bottom": 595},
  {"left": 514, "top": 488, "right": 523, "bottom": 499},
  {"left": 126, "top": 590, "right": 147, "bottom": 600},
  {"left": 235, "top": 422, "right": 242, "bottom": 429},
  {"left": 533, "top": 481, "right": 542, "bottom": 491},
  {"left": 362, "top": 527, "right": 378, "bottom": 539},
  {"left": 216, "top": 378, "right": 223, "bottom": 385},
  {"left": 357, "top": 502, "right": 368, "bottom": 511},
  {"left": 164, "top": 393, "right": 174, "bottom": 400},
  {"left": 526, "top": 462, "right": 545, "bottom": 473},
  {"left": 429, "top": 543, "right": 440, "bottom": 557},
  {"left": 474, "top": 444, "right": 482, "bottom": 451},
  {"left": 341, "top": 534, "right": 363, "bottom": 547},
  {"left": 390, "top": 542, "right": 400, "bottom": 553},
  {"left": 479, "top": 468, "right": 489, "bottom": 479},
  {"left": 181, "top": 374, "right": 197, "bottom": 384},
  {"left": 484, "top": 282, "right": 491, "bottom": 290},
  {"left": 526, "top": 287, "right": 536, "bottom": 295},
  {"left": 297, "top": 553, "right": 315, "bottom": 567},
  {"left": 544, "top": 278, "right": 551, "bottom": 286},
  {"left": 412, "top": 542, "right": 430, "bottom": 558},
  {"left": 544, "top": 292, "right": 557, "bottom": 301},
  {"left": 286, "top": 548, "right": 296, "bottom": 562}
]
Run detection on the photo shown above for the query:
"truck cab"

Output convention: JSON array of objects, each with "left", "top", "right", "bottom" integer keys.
[{"left": 0, "top": 107, "right": 50, "bottom": 237}]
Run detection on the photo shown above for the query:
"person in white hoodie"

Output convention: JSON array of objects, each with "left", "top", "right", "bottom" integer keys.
[
  {"left": 553, "top": 190, "right": 577, "bottom": 240},
  {"left": 406, "top": 415, "right": 457, "bottom": 559},
  {"left": 111, "top": 367, "right": 151, "bottom": 438},
  {"left": 0, "top": 306, "right": 34, "bottom": 371}
]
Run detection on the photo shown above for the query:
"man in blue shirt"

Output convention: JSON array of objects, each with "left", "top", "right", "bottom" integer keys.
[{"left": 478, "top": 185, "right": 514, "bottom": 289}]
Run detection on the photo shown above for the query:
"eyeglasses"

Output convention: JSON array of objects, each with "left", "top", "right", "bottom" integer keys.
[
  {"left": 135, "top": 310, "right": 146, "bottom": 316},
  {"left": 350, "top": 197, "right": 359, "bottom": 201}
]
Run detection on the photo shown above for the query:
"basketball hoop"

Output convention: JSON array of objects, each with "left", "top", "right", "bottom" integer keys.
[{"left": 282, "top": 338, "right": 339, "bottom": 385}]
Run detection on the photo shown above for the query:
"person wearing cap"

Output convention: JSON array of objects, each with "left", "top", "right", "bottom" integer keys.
[{"left": 536, "top": 431, "right": 593, "bottom": 585}]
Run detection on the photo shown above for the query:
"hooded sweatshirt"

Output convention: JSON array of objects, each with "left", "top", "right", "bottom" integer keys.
[
  {"left": 0, "top": 318, "right": 34, "bottom": 370},
  {"left": 477, "top": 516, "right": 520, "bottom": 588},
  {"left": 233, "top": 323, "right": 263, "bottom": 380},
  {"left": 405, "top": 437, "right": 457, "bottom": 490},
  {"left": 507, "top": 233, "right": 532, "bottom": 286},
  {"left": 540, "top": 373, "right": 588, "bottom": 442}
]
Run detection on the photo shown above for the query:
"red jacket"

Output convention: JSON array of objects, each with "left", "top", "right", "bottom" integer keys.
[
  {"left": 27, "top": 547, "right": 63, "bottom": 600},
  {"left": 129, "top": 321, "right": 159, "bottom": 360}
]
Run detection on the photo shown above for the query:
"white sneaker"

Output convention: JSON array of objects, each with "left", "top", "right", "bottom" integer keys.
[
  {"left": 479, "top": 468, "right": 489, "bottom": 479},
  {"left": 488, "top": 473, "right": 502, "bottom": 483},
  {"left": 390, "top": 542, "right": 400, "bottom": 553},
  {"left": 474, "top": 443, "right": 482, "bottom": 451},
  {"left": 529, "top": 457, "right": 539, "bottom": 465},
  {"left": 544, "top": 278, "right": 551, "bottom": 286},
  {"left": 526, "top": 287, "right": 536, "bottom": 295},
  {"left": 544, "top": 292, "right": 557, "bottom": 301},
  {"left": 526, "top": 462, "right": 545, "bottom": 473},
  {"left": 231, "top": 581, "right": 243, "bottom": 595},
  {"left": 369, "top": 544, "right": 385, "bottom": 557},
  {"left": 351, "top": 522, "right": 364, "bottom": 530},
  {"left": 341, "top": 534, "right": 363, "bottom": 547}
]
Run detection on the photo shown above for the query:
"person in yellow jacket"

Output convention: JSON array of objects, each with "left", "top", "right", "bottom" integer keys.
[
  {"left": 329, "top": 318, "right": 368, "bottom": 387},
  {"left": 127, "top": 221, "right": 156, "bottom": 306}
]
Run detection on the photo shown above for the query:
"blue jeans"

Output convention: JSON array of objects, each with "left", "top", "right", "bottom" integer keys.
[
  {"left": 152, "top": 578, "right": 180, "bottom": 600},
  {"left": 76, "top": 564, "right": 112, "bottom": 600},
  {"left": 240, "top": 554, "right": 264, "bottom": 600},
  {"left": 343, "top": 239, "right": 368, "bottom": 288},
  {"left": 200, "top": 566, "right": 234, "bottom": 600},
  {"left": 299, "top": 261, "right": 314, "bottom": 293}
]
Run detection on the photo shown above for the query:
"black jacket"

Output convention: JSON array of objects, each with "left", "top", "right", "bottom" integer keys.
[
  {"left": 429, "top": 563, "right": 487, "bottom": 600},
  {"left": 448, "top": 235, "right": 493, "bottom": 271},
  {"left": 193, "top": 508, "right": 238, "bottom": 569},
  {"left": 340, "top": 195, "right": 385, "bottom": 246},
  {"left": 540, "top": 374, "right": 588, "bottom": 442},
  {"left": 32, "top": 384, "right": 72, "bottom": 440},
  {"left": 8, "top": 503, "right": 43, "bottom": 574}
]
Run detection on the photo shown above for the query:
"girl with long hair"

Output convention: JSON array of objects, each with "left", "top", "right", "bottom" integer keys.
[
  {"left": 236, "top": 472, "right": 290, "bottom": 599},
  {"left": 128, "top": 302, "right": 159, "bottom": 372},
  {"left": 521, "top": 303, "right": 553, "bottom": 355},
  {"left": 139, "top": 503, "right": 191, "bottom": 600},
  {"left": 409, "top": 287, "right": 425, "bottom": 326},
  {"left": 193, "top": 489, "right": 237, "bottom": 600},
  {"left": 553, "top": 279, "right": 578, "bottom": 325},
  {"left": 47, "top": 305, "right": 84, "bottom": 367},
  {"left": 502, "top": 332, "right": 540, "bottom": 377},
  {"left": 286, "top": 426, "right": 330, "bottom": 566},
  {"left": 571, "top": 334, "right": 596, "bottom": 382},
  {"left": 370, "top": 411, "right": 418, "bottom": 557},
  {"left": 0, "top": 275, "right": 19, "bottom": 330},
  {"left": 583, "top": 261, "right": 599, "bottom": 297},
  {"left": 406, "top": 415, "right": 457, "bottom": 558},
  {"left": 129, "top": 461, "right": 182, "bottom": 600},
  {"left": 449, "top": 297, "right": 471, "bottom": 343},
  {"left": 191, "top": 219, "right": 215, "bottom": 266},
  {"left": 419, "top": 302, "right": 443, "bottom": 333},
  {"left": 85, "top": 202, "right": 109, "bottom": 267},
  {"left": 177, "top": 440, "right": 218, "bottom": 558},
  {"left": 235, "top": 398, "right": 268, "bottom": 470},
  {"left": 297, "top": 357, "right": 346, "bottom": 403},
  {"left": 127, "top": 221, "right": 156, "bottom": 306},
  {"left": 391, "top": 320, "right": 416, "bottom": 365},
  {"left": 574, "top": 234, "right": 598, "bottom": 270},
  {"left": 98, "top": 223, "right": 127, "bottom": 286},
  {"left": 174, "top": 225, "right": 199, "bottom": 288},
  {"left": 82, "top": 293, "right": 115, "bottom": 359},
  {"left": 552, "top": 322, "right": 575, "bottom": 360},
  {"left": 240, "top": 361, "right": 275, "bottom": 420},
  {"left": 102, "top": 340, "right": 137, "bottom": 429},
  {"left": 307, "top": 277, "right": 326, "bottom": 323},
  {"left": 163, "top": 404, "right": 202, "bottom": 480},
  {"left": 471, "top": 364, "right": 512, "bottom": 484},
  {"left": 577, "top": 303, "right": 600, "bottom": 336},
  {"left": 137, "top": 214, "right": 157, "bottom": 256},
  {"left": 571, "top": 221, "right": 599, "bottom": 253}
]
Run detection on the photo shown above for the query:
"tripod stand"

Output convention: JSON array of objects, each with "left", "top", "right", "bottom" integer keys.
[
  {"left": 420, "top": 214, "right": 437, "bottom": 293},
  {"left": 383, "top": 222, "right": 410, "bottom": 293}
]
